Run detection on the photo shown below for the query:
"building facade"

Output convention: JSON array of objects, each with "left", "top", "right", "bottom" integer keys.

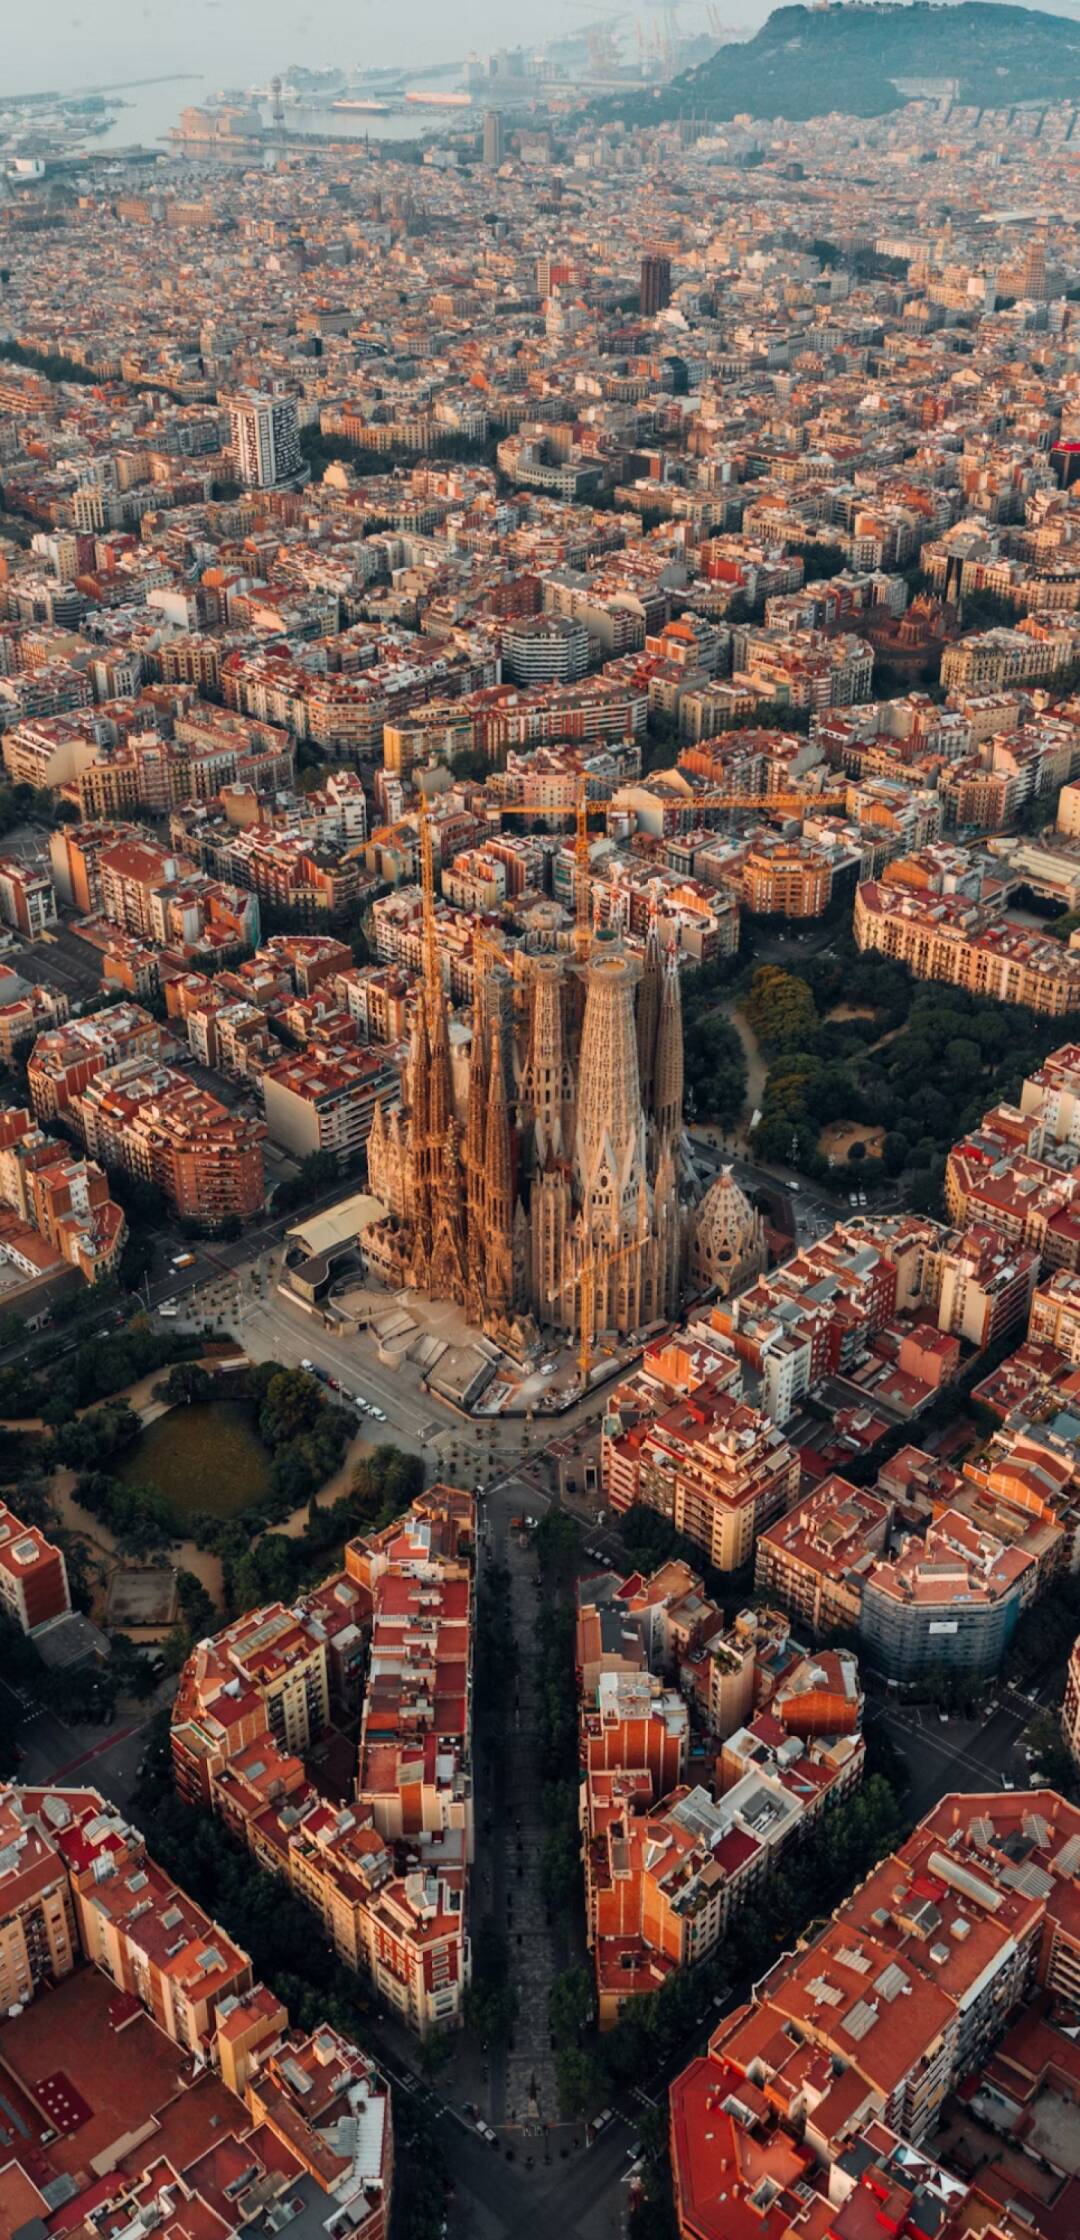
[{"left": 367, "top": 925, "right": 694, "bottom": 1357}]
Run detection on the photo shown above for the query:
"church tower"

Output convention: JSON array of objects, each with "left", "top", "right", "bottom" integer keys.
[
  {"left": 428, "top": 1122, "right": 468, "bottom": 1303},
  {"left": 520, "top": 954, "right": 574, "bottom": 1160},
  {"left": 464, "top": 1013, "right": 489, "bottom": 1324},
  {"left": 636, "top": 912, "right": 663, "bottom": 1120},
  {"left": 483, "top": 1012, "right": 516, "bottom": 1319},
  {"left": 653, "top": 942, "right": 684, "bottom": 1144}
]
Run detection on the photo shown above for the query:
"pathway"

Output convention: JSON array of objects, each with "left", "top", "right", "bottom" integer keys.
[
  {"left": 481, "top": 1482, "right": 565, "bottom": 2137},
  {"left": 719, "top": 997, "right": 767, "bottom": 1142}
]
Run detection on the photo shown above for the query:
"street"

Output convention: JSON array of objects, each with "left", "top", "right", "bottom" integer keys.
[
  {"left": 3, "top": 1671, "right": 159, "bottom": 1813},
  {"left": 868, "top": 1684, "right": 1045, "bottom": 1823}
]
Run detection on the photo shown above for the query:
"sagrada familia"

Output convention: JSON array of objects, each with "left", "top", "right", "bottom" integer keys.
[{"left": 365, "top": 923, "right": 696, "bottom": 1358}]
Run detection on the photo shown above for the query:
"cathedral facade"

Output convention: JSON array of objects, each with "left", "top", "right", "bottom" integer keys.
[{"left": 366, "top": 924, "right": 693, "bottom": 1359}]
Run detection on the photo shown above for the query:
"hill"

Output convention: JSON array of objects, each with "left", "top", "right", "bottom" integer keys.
[{"left": 600, "top": 2, "right": 1080, "bottom": 126}]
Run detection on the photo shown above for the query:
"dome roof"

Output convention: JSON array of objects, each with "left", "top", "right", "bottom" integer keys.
[{"left": 690, "top": 1166, "right": 766, "bottom": 1297}]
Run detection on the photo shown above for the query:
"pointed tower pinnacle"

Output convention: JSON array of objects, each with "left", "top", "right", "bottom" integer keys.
[
  {"left": 521, "top": 954, "right": 574, "bottom": 1160},
  {"left": 484, "top": 1012, "right": 515, "bottom": 1319},
  {"left": 636, "top": 909, "right": 663, "bottom": 1118},
  {"left": 654, "top": 940, "right": 684, "bottom": 1143},
  {"left": 464, "top": 1013, "right": 489, "bottom": 1322}
]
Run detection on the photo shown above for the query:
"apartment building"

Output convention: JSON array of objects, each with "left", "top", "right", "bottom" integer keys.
[
  {"left": 1020, "top": 1041, "right": 1080, "bottom": 1146},
  {"left": 27, "top": 1002, "right": 167, "bottom": 1121},
  {"left": 2, "top": 712, "right": 97, "bottom": 790},
  {"left": 73, "top": 1057, "right": 266, "bottom": 1226},
  {"left": 0, "top": 981, "right": 68, "bottom": 1065},
  {"left": 263, "top": 1042, "right": 398, "bottom": 1160},
  {"left": 935, "top": 1223, "right": 1041, "bottom": 1345},
  {"left": 0, "top": 1784, "right": 393, "bottom": 2240},
  {"left": 0, "top": 1787, "right": 77, "bottom": 2011},
  {"left": 671, "top": 1784, "right": 1080, "bottom": 2240},
  {"left": 0, "top": 855, "right": 56, "bottom": 938},
  {"left": 1063, "top": 1639, "right": 1080, "bottom": 1782},
  {"left": 577, "top": 1562, "right": 865, "bottom": 2028},
  {"left": 604, "top": 1369, "right": 800, "bottom": 1571},
  {"left": 1029, "top": 1268, "right": 1080, "bottom": 1361},
  {"left": 172, "top": 1489, "right": 474, "bottom": 2040},
  {"left": 854, "top": 878, "right": 1080, "bottom": 1015},
  {"left": 702, "top": 1214, "right": 941, "bottom": 1424},
  {"left": 0, "top": 1500, "right": 71, "bottom": 1635},
  {"left": 858, "top": 1509, "right": 1030, "bottom": 1681},
  {"left": 741, "top": 838, "right": 833, "bottom": 918},
  {"left": 754, "top": 1477, "right": 894, "bottom": 1637},
  {"left": 0, "top": 1104, "right": 126, "bottom": 1283}
]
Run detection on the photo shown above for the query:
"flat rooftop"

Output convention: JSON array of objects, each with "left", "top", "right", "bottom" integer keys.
[{"left": 0, "top": 1962, "right": 239, "bottom": 2185}]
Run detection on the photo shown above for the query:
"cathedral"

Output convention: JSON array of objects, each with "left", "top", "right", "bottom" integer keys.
[{"left": 365, "top": 922, "right": 694, "bottom": 1361}]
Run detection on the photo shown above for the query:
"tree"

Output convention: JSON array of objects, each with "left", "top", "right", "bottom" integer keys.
[
  {"left": 350, "top": 1445, "right": 424, "bottom": 1528},
  {"left": 165, "top": 1362, "right": 213, "bottom": 1406},
  {"left": 744, "top": 966, "right": 819, "bottom": 1057},
  {"left": 555, "top": 2046, "right": 601, "bottom": 2118},
  {"left": 257, "top": 1367, "right": 324, "bottom": 1447},
  {"left": 532, "top": 1509, "right": 583, "bottom": 1585},
  {"left": 228, "top": 1532, "right": 300, "bottom": 1614},
  {"left": 550, "top": 1964, "right": 593, "bottom": 2046}
]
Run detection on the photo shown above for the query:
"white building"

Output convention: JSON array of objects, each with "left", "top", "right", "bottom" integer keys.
[{"left": 226, "top": 390, "right": 302, "bottom": 489}]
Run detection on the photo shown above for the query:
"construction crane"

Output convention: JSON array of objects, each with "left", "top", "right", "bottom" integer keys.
[
  {"left": 420, "top": 773, "right": 852, "bottom": 990},
  {"left": 550, "top": 1232, "right": 646, "bottom": 1388}
]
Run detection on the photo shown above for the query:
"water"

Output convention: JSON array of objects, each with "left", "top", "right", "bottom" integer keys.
[
  {"left": 6, "top": 0, "right": 573, "bottom": 130},
  {"left": 87, "top": 81, "right": 460, "bottom": 148}
]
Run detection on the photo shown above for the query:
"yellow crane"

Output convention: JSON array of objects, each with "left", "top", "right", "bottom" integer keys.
[
  {"left": 483, "top": 775, "right": 852, "bottom": 953},
  {"left": 550, "top": 1231, "right": 646, "bottom": 1388},
  {"left": 417, "top": 771, "right": 852, "bottom": 997}
]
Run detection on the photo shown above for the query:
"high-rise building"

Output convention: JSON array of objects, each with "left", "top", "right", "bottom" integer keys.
[
  {"left": 482, "top": 108, "right": 504, "bottom": 166},
  {"left": 1018, "top": 228, "right": 1048, "bottom": 300},
  {"left": 226, "top": 388, "right": 302, "bottom": 488},
  {"left": 640, "top": 250, "right": 672, "bottom": 316}
]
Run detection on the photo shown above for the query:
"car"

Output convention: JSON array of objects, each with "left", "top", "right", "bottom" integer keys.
[
  {"left": 300, "top": 1359, "right": 314, "bottom": 1373},
  {"left": 849, "top": 1192, "right": 859, "bottom": 1207},
  {"left": 370, "top": 1405, "right": 386, "bottom": 1421},
  {"left": 157, "top": 1303, "right": 179, "bottom": 1318},
  {"left": 354, "top": 1397, "right": 370, "bottom": 1415},
  {"left": 858, "top": 1191, "right": 868, "bottom": 1208}
]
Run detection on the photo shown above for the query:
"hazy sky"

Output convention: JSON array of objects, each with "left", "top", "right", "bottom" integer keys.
[
  {"left": 7, "top": 0, "right": 1076, "bottom": 104},
  {"left": 5, "top": 0, "right": 745, "bottom": 96}
]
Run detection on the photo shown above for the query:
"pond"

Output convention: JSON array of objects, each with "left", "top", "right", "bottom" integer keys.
[{"left": 114, "top": 1399, "right": 272, "bottom": 1522}]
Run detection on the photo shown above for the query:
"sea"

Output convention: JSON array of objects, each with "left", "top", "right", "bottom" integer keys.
[{"left": 5, "top": 0, "right": 590, "bottom": 150}]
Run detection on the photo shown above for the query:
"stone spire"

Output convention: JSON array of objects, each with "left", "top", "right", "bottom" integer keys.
[
  {"left": 484, "top": 1012, "right": 515, "bottom": 1318},
  {"left": 653, "top": 941, "right": 684, "bottom": 1143},
  {"left": 425, "top": 980, "right": 453, "bottom": 1148},
  {"left": 574, "top": 940, "right": 648, "bottom": 1265},
  {"left": 407, "top": 1001, "right": 433, "bottom": 1275},
  {"left": 636, "top": 911, "right": 663, "bottom": 1117},
  {"left": 520, "top": 954, "right": 574, "bottom": 1160},
  {"left": 428, "top": 1122, "right": 468, "bottom": 1303},
  {"left": 464, "top": 1015, "right": 489, "bottom": 1321}
]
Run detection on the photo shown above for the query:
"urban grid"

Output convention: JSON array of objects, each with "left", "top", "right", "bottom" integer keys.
[{"left": 8, "top": 12, "right": 1080, "bottom": 2240}]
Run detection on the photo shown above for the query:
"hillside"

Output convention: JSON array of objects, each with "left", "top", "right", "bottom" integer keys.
[{"left": 601, "top": 2, "right": 1080, "bottom": 126}]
